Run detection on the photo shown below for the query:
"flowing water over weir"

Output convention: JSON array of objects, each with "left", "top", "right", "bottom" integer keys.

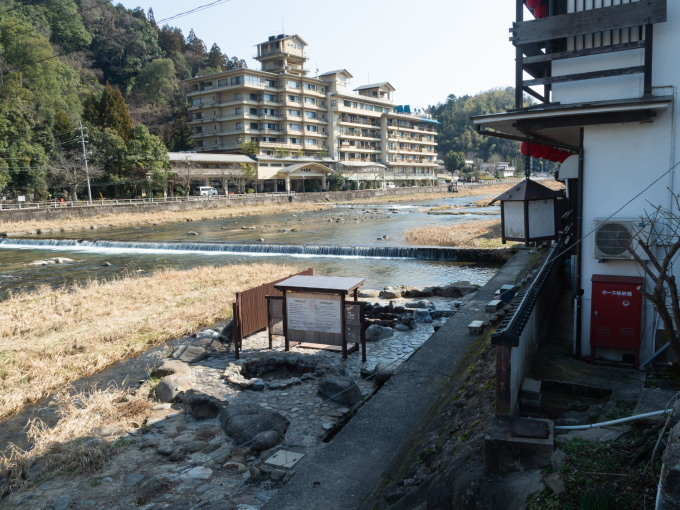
[{"left": 0, "top": 238, "right": 508, "bottom": 263}]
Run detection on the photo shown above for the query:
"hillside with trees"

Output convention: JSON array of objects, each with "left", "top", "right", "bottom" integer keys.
[
  {"left": 430, "top": 88, "right": 522, "bottom": 178},
  {"left": 0, "top": 0, "right": 246, "bottom": 200}
]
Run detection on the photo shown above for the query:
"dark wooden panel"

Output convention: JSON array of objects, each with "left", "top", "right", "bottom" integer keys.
[{"left": 512, "top": 0, "right": 666, "bottom": 45}]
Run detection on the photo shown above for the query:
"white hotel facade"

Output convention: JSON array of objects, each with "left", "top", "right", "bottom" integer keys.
[{"left": 183, "top": 34, "right": 439, "bottom": 192}]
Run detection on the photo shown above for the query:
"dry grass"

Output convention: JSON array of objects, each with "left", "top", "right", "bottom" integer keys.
[
  {"left": 0, "top": 384, "right": 152, "bottom": 494},
  {"left": 0, "top": 263, "right": 297, "bottom": 420},
  {"left": 404, "top": 219, "right": 520, "bottom": 250},
  {"left": 0, "top": 202, "right": 326, "bottom": 235}
]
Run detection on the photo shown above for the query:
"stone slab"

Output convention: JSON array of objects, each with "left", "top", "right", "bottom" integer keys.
[{"left": 265, "top": 450, "right": 305, "bottom": 469}]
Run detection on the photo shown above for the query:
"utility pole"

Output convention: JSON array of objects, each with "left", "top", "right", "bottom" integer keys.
[{"left": 79, "top": 121, "right": 93, "bottom": 203}]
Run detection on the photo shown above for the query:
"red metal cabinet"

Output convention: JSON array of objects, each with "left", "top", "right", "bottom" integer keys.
[{"left": 590, "top": 274, "right": 644, "bottom": 367}]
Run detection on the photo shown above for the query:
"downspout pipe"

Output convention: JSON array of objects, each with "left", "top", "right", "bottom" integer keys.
[{"left": 574, "top": 128, "right": 584, "bottom": 357}]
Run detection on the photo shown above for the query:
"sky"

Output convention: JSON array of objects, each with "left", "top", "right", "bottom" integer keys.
[{"left": 116, "top": 0, "right": 519, "bottom": 107}]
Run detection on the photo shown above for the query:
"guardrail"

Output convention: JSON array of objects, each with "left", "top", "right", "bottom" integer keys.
[{"left": 0, "top": 192, "right": 297, "bottom": 212}]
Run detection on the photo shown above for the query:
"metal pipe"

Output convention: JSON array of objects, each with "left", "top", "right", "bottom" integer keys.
[
  {"left": 554, "top": 409, "right": 670, "bottom": 430},
  {"left": 640, "top": 341, "right": 670, "bottom": 369}
]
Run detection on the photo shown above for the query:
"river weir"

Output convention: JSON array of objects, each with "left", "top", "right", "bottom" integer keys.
[{"left": 0, "top": 238, "right": 511, "bottom": 263}]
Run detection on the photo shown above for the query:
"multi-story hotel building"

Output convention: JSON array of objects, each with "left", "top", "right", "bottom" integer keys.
[{"left": 185, "top": 34, "right": 439, "bottom": 192}]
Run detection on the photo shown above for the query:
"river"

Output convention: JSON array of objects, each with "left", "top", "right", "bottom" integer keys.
[{"left": 0, "top": 195, "right": 502, "bottom": 296}]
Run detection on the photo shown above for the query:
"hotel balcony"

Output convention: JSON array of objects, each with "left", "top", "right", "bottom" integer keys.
[{"left": 511, "top": 0, "right": 667, "bottom": 108}]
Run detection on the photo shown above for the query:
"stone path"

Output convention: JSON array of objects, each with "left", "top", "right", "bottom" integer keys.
[{"left": 0, "top": 295, "right": 465, "bottom": 510}]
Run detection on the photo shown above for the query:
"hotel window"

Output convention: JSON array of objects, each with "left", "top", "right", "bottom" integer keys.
[
  {"left": 287, "top": 80, "right": 301, "bottom": 88},
  {"left": 265, "top": 79, "right": 278, "bottom": 87},
  {"left": 262, "top": 93, "right": 278, "bottom": 102},
  {"left": 230, "top": 76, "right": 242, "bottom": 86},
  {"left": 235, "top": 122, "right": 243, "bottom": 129},
  {"left": 191, "top": 98, "right": 202, "bottom": 106},
  {"left": 249, "top": 93, "right": 258, "bottom": 101},
  {"left": 288, "top": 109, "right": 301, "bottom": 117},
  {"left": 306, "top": 139, "right": 318, "bottom": 146},
  {"left": 306, "top": 125, "right": 318, "bottom": 132},
  {"left": 245, "top": 76, "right": 262, "bottom": 86},
  {"left": 304, "top": 97, "right": 316, "bottom": 105},
  {"left": 234, "top": 107, "right": 242, "bottom": 115},
  {"left": 288, "top": 95, "right": 300, "bottom": 102},
  {"left": 218, "top": 79, "right": 227, "bottom": 87},
  {"left": 289, "top": 123, "right": 301, "bottom": 130},
  {"left": 343, "top": 100, "right": 351, "bottom": 107},
  {"left": 249, "top": 108, "right": 258, "bottom": 115},
  {"left": 234, "top": 92, "right": 242, "bottom": 99},
  {"left": 290, "top": 137, "right": 301, "bottom": 144},
  {"left": 305, "top": 83, "right": 317, "bottom": 91},
  {"left": 305, "top": 111, "right": 317, "bottom": 119},
  {"left": 262, "top": 137, "right": 278, "bottom": 142},
  {"left": 250, "top": 122, "right": 259, "bottom": 129}
]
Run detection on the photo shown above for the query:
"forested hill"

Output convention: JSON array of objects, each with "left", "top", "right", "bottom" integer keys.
[
  {"left": 0, "top": 0, "right": 245, "bottom": 200},
  {"left": 429, "top": 88, "right": 523, "bottom": 174}
]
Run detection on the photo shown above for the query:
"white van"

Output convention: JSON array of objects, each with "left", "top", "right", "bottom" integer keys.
[
  {"left": 385, "top": 182, "right": 396, "bottom": 189},
  {"left": 199, "top": 186, "right": 218, "bottom": 196}
]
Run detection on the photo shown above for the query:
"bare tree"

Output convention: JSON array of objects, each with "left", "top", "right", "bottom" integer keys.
[
  {"left": 48, "top": 154, "right": 103, "bottom": 201},
  {"left": 629, "top": 195, "right": 680, "bottom": 364}
]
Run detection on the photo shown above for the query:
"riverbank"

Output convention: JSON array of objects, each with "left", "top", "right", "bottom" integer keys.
[
  {"left": 0, "top": 263, "right": 298, "bottom": 421},
  {"left": 0, "top": 180, "right": 563, "bottom": 236},
  {"left": 405, "top": 219, "right": 514, "bottom": 250}
]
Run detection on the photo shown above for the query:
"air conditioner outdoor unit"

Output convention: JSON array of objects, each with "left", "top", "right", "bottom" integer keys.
[{"left": 593, "top": 219, "right": 651, "bottom": 260}]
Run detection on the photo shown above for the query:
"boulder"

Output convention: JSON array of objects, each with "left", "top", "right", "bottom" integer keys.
[
  {"left": 218, "top": 319, "right": 233, "bottom": 343},
  {"left": 403, "top": 287, "right": 437, "bottom": 298},
  {"left": 437, "top": 282, "right": 479, "bottom": 298},
  {"left": 379, "top": 288, "right": 403, "bottom": 299},
  {"left": 317, "top": 377, "right": 362, "bottom": 407},
  {"left": 404, "top": 299, "right": 434, "bottom": 309},
  {"left": 374, "top": 362, "right": 399, "bottom": 385},
  {"left": 219, "top": 404, "right": 289, "bottom": 446},
  {"left": 365, "top": 324, "right": 394, "bottom": 341},
  {"left": 182, "top": 390, "right": 225, "bottom": 419},
  {"left": 413, "top": 309, "right": 433, "bottom": 323},
  {"left": 155, "top": 374, "right": 192, "bottom": 403},
  {"left": 251, "top": 431, "right": 284, "bottom": 452},
  {"left": 172, "top": 345, "right": 209, "bottom": 363},
  {"left": 151, "top": 359, "right": 191, "bottom": 378}
]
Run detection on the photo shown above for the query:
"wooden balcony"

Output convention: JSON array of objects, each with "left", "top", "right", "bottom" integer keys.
[{"left": 512, "top": 0, "right": 667, "bottom": 107}]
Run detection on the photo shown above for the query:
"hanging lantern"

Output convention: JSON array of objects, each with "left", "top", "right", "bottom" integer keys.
[
  {"left": 533, "top": 5, "right": 548, "bottom": 17},
  {"left": 526, "top": 0, "right": 541, "bottom": 8},
  {"left": 490, "top": 179, "right": 561, "bottom": 245}
]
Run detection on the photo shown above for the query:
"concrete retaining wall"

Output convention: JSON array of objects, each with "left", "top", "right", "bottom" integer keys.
[{"left": 508, "top": 258, "right": 563, "bottom": 414}]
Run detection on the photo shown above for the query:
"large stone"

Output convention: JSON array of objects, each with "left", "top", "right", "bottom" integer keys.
[
  {"left": 151, "top": 359, "right": 191, "bottom": 378},
  {"left": 155, "top": 375, "right": 192, "bottom": 403},
  {"left": 317, "top": 377, "right": 362, "bottom": 407},
  {"left": 403, "top": 287, "right": 436, "bottom": 298},
  {"left": 365, "top": 324, "right": 394, "bottom": 341},
  {"left": 172, "top": 345, "right": 209, "bottom": 363},
  {"left": 379, "top": 288, "right": 403, "bottom": 299},
  {"left": 219, "top": 404, "right": 289, "bottom": 446},
  {"left": 374, "top": 362, "right": 399, "bottom": 385},
  {"left": 437, "top": 282, "right": 479, "bottom": 298},
  {"left": 404, "top": 299, "right": 434, "bottom": 309},
  {"left": 251, "top": 431, "right": 284, "bottom": 452},
  {"left": 218, "top": 319, "right": 233, "bottom": 343},
  {"left": 413, "top": 309, "right": 433, "bottom": 323},
  {"left": 182, "top": 390, "right": 225, "bottom": 419}
]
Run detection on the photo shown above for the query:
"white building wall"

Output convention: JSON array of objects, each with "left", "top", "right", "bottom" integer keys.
[{"left": 579, "top": 108, "right": 677, "bottom": 360}]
